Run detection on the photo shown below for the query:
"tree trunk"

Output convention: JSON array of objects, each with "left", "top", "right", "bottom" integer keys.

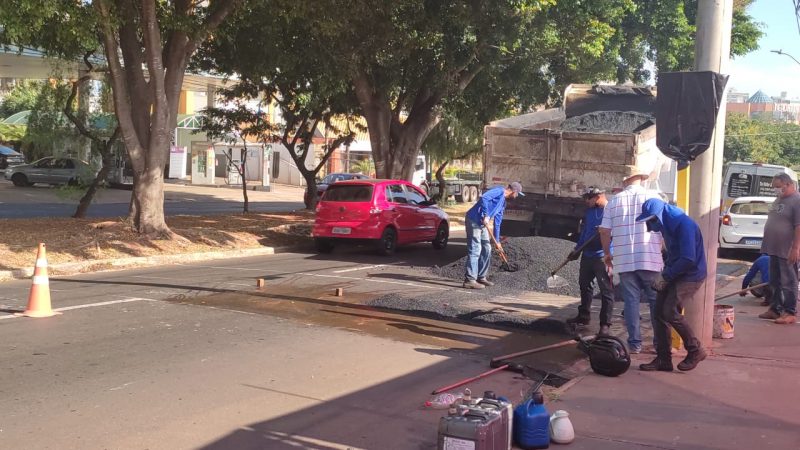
[
  {"left": 435, "top": 160, "right": 450, "bottom": 202},
  {"left": 133, "top": 165, "right": 170, "bottom": 236},
  {"left": 73, "top": 153, "right": 114, "bottom": 219},
  {"left": 240, "top": 148, "right": 249, "bottom": 213},
  {"left": 303, "top": 174, "right": 318, "bottom": 210}
]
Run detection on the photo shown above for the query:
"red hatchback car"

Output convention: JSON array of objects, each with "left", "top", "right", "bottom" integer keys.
[{"left": 313, "top": 179, "right": 449, "bottom": 255}]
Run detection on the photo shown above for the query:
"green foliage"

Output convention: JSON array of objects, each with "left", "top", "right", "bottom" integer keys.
[
  {"left": 351, "top": 158, "right": 375, "bottom": 176},
  {"left": 724, "top": 114, "right": 800, "bottom": 167},
  {"left": 0, "top": 123, "right": 26, "bottom": 141},
  {"left": 0, "top": 80, "right": 43, "bottom": 118}
]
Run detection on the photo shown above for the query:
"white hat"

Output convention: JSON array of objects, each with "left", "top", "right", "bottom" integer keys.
[{"left": 622, "top": 165, "right": 650, "bottom": 183}]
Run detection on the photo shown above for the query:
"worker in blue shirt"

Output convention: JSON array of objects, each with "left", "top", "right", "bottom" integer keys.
[
  {"left": 566, "top": 187, "right": 613, "bottom": 335},
  {"left": 636, "top": 198, "right": 707, "bottom": 372},
  {"left": 741, "top": 254, "right": 771, "bottom": 306},
  {"left": 463, "top": 182, "right": 524, "bottom": 289}
]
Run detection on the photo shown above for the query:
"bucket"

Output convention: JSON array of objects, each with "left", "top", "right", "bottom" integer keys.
[{"left": 713, "top": 304, "right": 735, "bottom": 339}]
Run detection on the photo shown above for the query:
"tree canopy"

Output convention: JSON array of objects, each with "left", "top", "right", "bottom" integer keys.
[{"left": 724, "top": 113, "right": 800, "bottom": 167}]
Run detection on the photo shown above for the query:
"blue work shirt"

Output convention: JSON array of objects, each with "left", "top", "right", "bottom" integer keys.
[
  {"left": 637, "top": 199, "right": 707, "bottom": 282},
  {"left": 575, "top": 206, "right": 604, "bottom": 259},
  {"left": 466, "top": 186, "right": 506, "bottom": 241},
  {"left": 742, "top": 255, "right": 770, "bottom": 288}
]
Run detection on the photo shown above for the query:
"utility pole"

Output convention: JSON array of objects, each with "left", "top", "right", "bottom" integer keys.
[{"left": 689, "top": 0, "right": 733, "bottom": 347}]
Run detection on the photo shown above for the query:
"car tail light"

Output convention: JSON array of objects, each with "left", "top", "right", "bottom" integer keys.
[
  {"left": 722, "top": 214, "right": 732, "bottom": 226},
  {"left": 315, "top": 202, "right": 322, "bottom": 212}
]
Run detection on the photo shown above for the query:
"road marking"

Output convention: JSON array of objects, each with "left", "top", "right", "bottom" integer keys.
[
  {"left": 0, "top": 297, "right": 156, "bottom": 320},
  {"left": 131, "top": 275, "right": 176, "bottom": 280},
  {"left": 332, "top": 264, "right": 387, "bottom": 273}
]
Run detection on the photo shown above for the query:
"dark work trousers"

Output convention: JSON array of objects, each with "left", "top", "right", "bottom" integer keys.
[
  {"left": 768, "top": 256, "right": 798, "bottom": 316},
  {"left": 654, "top": 280, "right": 702, "bottom": 360},
  {"left": 577, "top": 257, "right": 614, "bottom": 326}
]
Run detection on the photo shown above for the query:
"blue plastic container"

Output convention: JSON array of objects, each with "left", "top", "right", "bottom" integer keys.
[{"left": 513, "top": 391, "right": 550, "bottom": 449}]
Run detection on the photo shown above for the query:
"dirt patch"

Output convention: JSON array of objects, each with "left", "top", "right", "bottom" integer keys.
[{"left": 0, "top": 211, "right": 316, "bottom": 273}]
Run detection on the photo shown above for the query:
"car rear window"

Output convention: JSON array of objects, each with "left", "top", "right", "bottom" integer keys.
[
  {"left": 323, "top": 184, "right": 374, "bottom": 202},
  {"left": 730, "top": 202, "right": 771, "bottom": 215}
]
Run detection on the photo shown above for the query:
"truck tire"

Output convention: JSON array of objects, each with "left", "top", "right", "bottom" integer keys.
[
  {"left": 468, "top": 186, "right": 479, "bottom": 202},
  {"left": 455, "top": 192, "right": 466, "bottom": 203}
]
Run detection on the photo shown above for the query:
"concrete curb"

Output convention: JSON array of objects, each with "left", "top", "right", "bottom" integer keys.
[{"left": 0, "top": 246, "right": 279, "bottom": 283}]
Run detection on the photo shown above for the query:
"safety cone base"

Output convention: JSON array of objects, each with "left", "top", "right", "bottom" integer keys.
[{"left": 21, "top": 309, "right": 60, "bottom": 318}]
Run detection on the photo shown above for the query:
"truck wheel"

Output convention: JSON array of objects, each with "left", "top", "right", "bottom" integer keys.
[
  {"left": 377, "top": 227, "right": 397, "bottom": 256},
  {"left": 469, "top": 186, "right": 479, "bottom": 202},
  {"left": 432, "top": 222, "right": 449, "bottom": 250},
  {"left": 455, "top": 193, "right": 466, "bottom": 203},
  {"left": 315, "top": 238, "right": 335, "bottom": 254}
]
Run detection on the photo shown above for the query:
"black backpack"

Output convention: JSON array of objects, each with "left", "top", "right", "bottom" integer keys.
[{"left": 588, "top": 335, "right": 630, "bottom": 377}]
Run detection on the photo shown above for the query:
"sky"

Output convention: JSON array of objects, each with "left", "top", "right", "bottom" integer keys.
[{"left": 728, "top": 0, "right": 800, "bottom": 99}]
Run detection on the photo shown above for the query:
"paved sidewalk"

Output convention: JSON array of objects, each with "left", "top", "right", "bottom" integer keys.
[{"left": 549, "top": 280, "right": 800, "bottom": 449}]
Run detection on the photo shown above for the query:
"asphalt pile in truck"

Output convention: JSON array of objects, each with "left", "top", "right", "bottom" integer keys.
[
  {"left": 431, "top": 236, "right": 582, "bottom": 297},
  {"left": 560, "top": 111, "right": 653, "bottom": 134}
]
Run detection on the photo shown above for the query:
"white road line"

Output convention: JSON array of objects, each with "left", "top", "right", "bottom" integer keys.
[
  {"left": 332, "top": 264, "right": 386, "bottom": 273},
  {"left": 0, "top": 297, "right": 156, "bottom": 320},
  {"left": 131, "top": 275, "right": 176, "bottom": 280}
]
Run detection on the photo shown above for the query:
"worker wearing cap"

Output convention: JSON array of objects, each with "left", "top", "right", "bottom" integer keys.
[
  {"left": 636, "top": 198, "right": 707, "bottom": 372},
  {"left": 463, "top": 182, "right": 524, "bottom": 289},
  {"left": 566, "top": 187, "right": 613, "bottom": 335},
  {"left": 599, "top": 167, "right": 663, "bottom": 354}
]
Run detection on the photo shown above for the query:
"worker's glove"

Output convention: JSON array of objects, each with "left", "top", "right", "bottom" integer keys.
[
  {"left": 652, "top": 274, "right": 668, "bottom": 292},
  {"left": 567, "top": 250, "right": 580, "bottom": 261},
  {"left": 739, "top": 291, "right": 747, "bottom": 297}
]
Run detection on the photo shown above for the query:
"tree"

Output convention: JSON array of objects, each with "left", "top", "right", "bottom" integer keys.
[
  {"left": 0, "top": 80, "right": 41, "bottom": 119},
  {"left": 197, "top": 105, "right": 256, "bottom": 213},
  {"left": 1, "top": 0, "right": 242, "bottom": 237},
  {"left": 194, "top": 1, "right": 360, "bottom": 209},
  {"left": 228, "top": 0, "right": 761, "bottom": 184},
  {"left": 724, "top": 113, "right": 800, "bottom": 166}
]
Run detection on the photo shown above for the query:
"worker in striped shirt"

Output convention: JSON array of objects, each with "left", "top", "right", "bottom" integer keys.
[{"left": 599, "top": 168, "right": 663, "bottom": 354}]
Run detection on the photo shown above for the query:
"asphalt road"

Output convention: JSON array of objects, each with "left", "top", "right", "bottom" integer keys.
[
  {"left": 0, "top": 200, "right": 306, "bottom": 218},
  {"left": 0, "top": 180, "right": 306, "bottom": 218},
  {"left": 0, "top": 243, "right": 573, "bottom": 449}
]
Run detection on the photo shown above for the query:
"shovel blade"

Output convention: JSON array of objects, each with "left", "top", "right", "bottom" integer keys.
[{"left": 547, "top": 275, "right": 569, "bottom": 289}]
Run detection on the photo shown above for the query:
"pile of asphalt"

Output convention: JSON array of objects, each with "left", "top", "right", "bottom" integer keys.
[
  {"left": 431, "top": 236, "right": 582, "bottom": 297},
  {"left": 561, "top": 111, "right": 654, "bottom": 134},
  {"left": 367, "top": 237, "right": 583, "bottom": 334}
]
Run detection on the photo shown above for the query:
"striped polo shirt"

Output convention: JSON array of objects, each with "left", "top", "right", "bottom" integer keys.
[{"left": 600, "top": 185, "right": 664, "bottom": 274}]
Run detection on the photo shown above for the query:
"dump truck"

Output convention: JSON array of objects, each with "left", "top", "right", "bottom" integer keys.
[{"left": 483, "top": 84, "right": 677, "bottom": 240}]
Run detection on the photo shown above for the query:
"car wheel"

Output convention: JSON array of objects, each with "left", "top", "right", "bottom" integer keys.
[
  {"left": 11, "top": 173, "right": 30, "bottom": 187},
  {"left": 68, "top": 177, "right": 80, "bottom": 187},
  {"left": 432, "top": 222, "right": 449, "bottom": 250},
  {"left": 377, "top": 227, "right": 397, "bottom": 256},
  {"left": 315, "top": 238, "right": 335, "bottom": 254}
]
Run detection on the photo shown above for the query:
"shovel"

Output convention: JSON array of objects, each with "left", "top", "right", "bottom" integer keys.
[
  {"left": 547, "top": 232, "right": 599, "bottom": 289},
  {"left": 488, "top": 230, "right": 519, "bottom": 272}
]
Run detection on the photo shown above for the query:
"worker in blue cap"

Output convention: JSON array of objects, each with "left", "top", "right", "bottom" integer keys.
[{"left": 635, "top": 198, "right": 707, "bottom": 372}]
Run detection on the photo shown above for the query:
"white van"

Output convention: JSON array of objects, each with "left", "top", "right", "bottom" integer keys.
[
  {"left": 721, "top": 162, "right": 797, "bottom": 211},
  {"left": 412, "top": 155, "right": 426, "bottom": 187}
]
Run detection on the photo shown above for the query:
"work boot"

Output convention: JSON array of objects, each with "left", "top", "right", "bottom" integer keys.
[
  {"left": 598, "top": 324, "right": 610, "bottom": 336},
  {"left": 639, "top": 357, "right": 673, "bottom": 372},
  {"left": 758, "top": 309, "right": 781, "bottom": 320},
  {"left": 477, "top": 278, "right": 495, "bottom": 287},
  {"left": 774, "top": 313, "right": 797, "bottom": 325},
  {"left": 462, "top": 280, "right": 485, "bottom": 290},
  {"left": 677, "top": 348, "right": 707, "bottom": 371},
  {"left": 566, "top": 315, "right": 589, "bottom": 326}
]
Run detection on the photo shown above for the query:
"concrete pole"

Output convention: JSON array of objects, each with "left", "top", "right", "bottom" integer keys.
[{"left": 688, "top": 0, "right": 733, "bottom": 348}]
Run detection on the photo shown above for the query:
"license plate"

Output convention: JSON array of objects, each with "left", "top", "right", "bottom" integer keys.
[
  {"left": 332, "top": 227, "right": 351, "bottom": 235},
  {"left": 743, "top": 238, "right": 761, "bottom": 246}
]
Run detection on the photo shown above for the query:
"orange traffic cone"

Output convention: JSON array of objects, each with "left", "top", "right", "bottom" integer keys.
[{"left": 23, "top": 243, "right": 56, "bottom": 318}]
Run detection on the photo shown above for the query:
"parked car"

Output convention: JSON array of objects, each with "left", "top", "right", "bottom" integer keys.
[
  {"left": 312, "top": 179, "right": 449, "bottom": 255},
  {"left": 719, "top": 196, "right": 773, "bottom": 251},
  {"left": 0, "top": 145, "right": 25, "bottom": 170},
  {"left": 316, "top": 172, "right": 370, "bottom": 197},
  {"left": 4, "top": 156, "right": 94, "bottom": 187}
]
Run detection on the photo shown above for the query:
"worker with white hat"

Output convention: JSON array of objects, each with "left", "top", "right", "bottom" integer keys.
[{"left": 598, "top": 166, "right": 664, "bottom": 354}]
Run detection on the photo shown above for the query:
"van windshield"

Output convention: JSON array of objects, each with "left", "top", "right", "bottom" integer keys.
[{"left": 323, "top": 185, "right": 374, "bottom": 202}]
